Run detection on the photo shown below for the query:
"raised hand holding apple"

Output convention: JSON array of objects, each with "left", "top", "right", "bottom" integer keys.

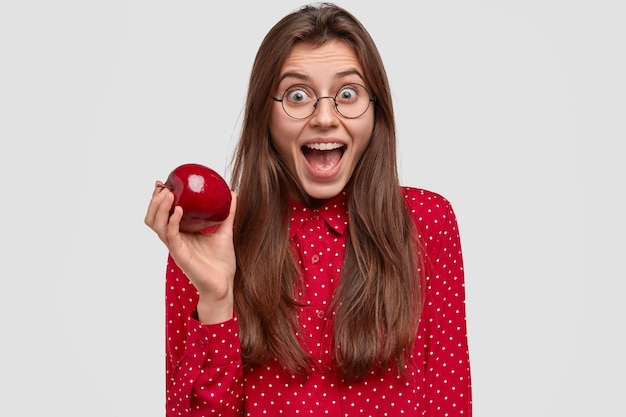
[
  {"left": 145, "top": 162, "right": 237, "bottom": 324},
  {"left": 161, "top": 163, "right": 232, "bottom": 233}
]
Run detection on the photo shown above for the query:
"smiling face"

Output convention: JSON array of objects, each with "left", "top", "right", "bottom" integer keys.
[{"left": 269, "top": 40, "right": 375, "bottom": 205}]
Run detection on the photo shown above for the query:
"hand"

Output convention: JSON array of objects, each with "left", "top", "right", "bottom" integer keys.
[{"left": 144, "top": 181, "right": 237, "bottom": 323}]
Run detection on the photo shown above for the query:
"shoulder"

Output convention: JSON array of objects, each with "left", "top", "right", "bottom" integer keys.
[
  {"left": 401, "top": 186, "right": 456, "bottom": 221},
  {"left": 401, "top": 187, "right": 466, "bottom": 299},
  {"left": 401, "top": 186, "right": 461, "bottom": 246}
]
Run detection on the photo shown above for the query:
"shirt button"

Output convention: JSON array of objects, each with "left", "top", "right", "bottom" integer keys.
[
  {"left": 311, "top": 254, "right": 320, "bottom": 264},
  {"left": 317, "top": 310, "right": 325, "bottom": 319},
  {"left": 197, "top": 340, "right": 206, "bottom": 349},
  {"left": 310, "top": 214, "right": 320, "bottom": 222}
]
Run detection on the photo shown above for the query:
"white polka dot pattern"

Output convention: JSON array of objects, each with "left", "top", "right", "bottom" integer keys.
[{"left": 164, "top": 187, "right": 472, "bottom": 416}]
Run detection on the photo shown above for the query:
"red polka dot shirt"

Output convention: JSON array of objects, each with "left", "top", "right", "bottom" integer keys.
[{"left": 165, "top": 187, "right": 472, "bottom": 416}]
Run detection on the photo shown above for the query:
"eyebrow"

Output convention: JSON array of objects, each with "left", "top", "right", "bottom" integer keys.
[{"left": 277, "top": 69, "right": 365, "bottom": 84}]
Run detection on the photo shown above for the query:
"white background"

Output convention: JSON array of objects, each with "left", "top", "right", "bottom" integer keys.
[{"left": 1, "top": 0, "right": 624, "bottom": 415}]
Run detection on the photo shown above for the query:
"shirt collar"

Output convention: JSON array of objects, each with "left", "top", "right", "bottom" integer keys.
[{"left": 288, "top": 191, "right": 349, "bottom": 239}]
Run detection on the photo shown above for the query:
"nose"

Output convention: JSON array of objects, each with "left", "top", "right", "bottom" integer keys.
[{"left": 310, "top": 96, "right": 339, "bottom": 125}]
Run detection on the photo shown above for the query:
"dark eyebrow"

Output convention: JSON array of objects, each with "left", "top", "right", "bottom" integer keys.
[
  {"left": 335, "top": 69, "right": 365, "bottom": 80},
  {"left": 277, "top": 69, "right": 365, "bottom": 85},
  {"left": 277, "top": 72, "right": 310, "bottom": 84}
]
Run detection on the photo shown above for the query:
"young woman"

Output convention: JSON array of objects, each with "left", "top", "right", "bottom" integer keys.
[{"left": 145, "top": 3, "right": 472, "bottom": 416}]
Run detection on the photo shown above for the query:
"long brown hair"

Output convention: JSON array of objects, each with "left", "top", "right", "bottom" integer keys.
[{"left": 230, "top": 2, "right": 422, "bottom": 380}]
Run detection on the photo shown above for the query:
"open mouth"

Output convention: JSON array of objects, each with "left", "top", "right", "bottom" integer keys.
[{"left": 302, "top": 142, "right": 345, "bottom": 173}]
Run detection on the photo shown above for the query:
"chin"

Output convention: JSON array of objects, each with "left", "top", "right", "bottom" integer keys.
[{"left": 301, "top": 183, "right": 346, "bottom": 203}]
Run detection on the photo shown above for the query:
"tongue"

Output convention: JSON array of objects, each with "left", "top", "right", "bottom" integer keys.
[{"left": 304, "top": 148, "right": 342, "bottom": 172}]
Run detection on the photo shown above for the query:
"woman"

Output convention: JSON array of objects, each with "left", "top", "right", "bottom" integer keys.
[{"left": 145, "top": 3, "right": 472, "bottom": 416}]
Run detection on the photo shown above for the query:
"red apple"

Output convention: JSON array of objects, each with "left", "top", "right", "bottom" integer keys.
[{"left": 163, "top": 163, "right": 232, "bottom": 233}]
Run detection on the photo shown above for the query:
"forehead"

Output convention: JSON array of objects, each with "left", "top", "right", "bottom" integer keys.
[{"left": 279, "top": 40, "right": 365, "bottom": 84}]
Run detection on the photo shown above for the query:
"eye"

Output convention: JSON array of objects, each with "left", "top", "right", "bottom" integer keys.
[
  {"left": 336, "top": 85, "right": 360, "bottom": 103},
  {"left": 285, "top": 85, "right": 315, "bottom": 104}
]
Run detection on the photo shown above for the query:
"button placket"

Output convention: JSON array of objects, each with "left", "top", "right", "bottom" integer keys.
[{"left": 308, "top": 211, "right": 323, "bottom": 266}]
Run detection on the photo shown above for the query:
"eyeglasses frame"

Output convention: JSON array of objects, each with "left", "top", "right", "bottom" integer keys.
[{"left": 272, "top": 83, "right": 376, "bottom": 120}]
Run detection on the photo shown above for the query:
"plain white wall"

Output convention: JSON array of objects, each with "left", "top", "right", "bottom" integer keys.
[{"left": 1, "top": 0, "right": 624, "bottom": 415}]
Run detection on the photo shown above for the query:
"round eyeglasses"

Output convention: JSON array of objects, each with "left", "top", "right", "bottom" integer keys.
[{"left": 272, "top": 83, "right": 375, "bottom": 119}]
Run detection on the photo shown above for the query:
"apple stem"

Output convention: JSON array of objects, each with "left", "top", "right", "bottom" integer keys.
[{"left": 157, "top": 184, "right": 174, "bottom": 191}]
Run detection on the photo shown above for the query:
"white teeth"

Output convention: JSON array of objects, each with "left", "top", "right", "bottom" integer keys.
[{"left": 305, "top": 142, "right": 343, "bottom": 151}]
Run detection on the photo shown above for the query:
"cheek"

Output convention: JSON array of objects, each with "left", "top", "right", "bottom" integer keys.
[
  {"left": 352, "top": 119, "right": 375, "bottom": 155},
  {"left": 270, "top": 104, "right": 290, "bottom": 132},
  {"left": 268, "top": 110, "right": 288, "bottom": 153},
  {"left": 269, "top": 109, "right": 304, "bottom": 157}
]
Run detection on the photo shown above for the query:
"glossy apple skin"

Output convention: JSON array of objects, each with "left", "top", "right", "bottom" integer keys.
[{"left": 164, "top": 163, "right": 232, "bottom": 233}]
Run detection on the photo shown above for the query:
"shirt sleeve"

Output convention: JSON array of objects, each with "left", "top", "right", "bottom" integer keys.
[
  {"left": 407, "top": 188, "right": 473, "bottom": 416},
  {"left": 165, "top": 255, "right": 244, "bottom": 416}
]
